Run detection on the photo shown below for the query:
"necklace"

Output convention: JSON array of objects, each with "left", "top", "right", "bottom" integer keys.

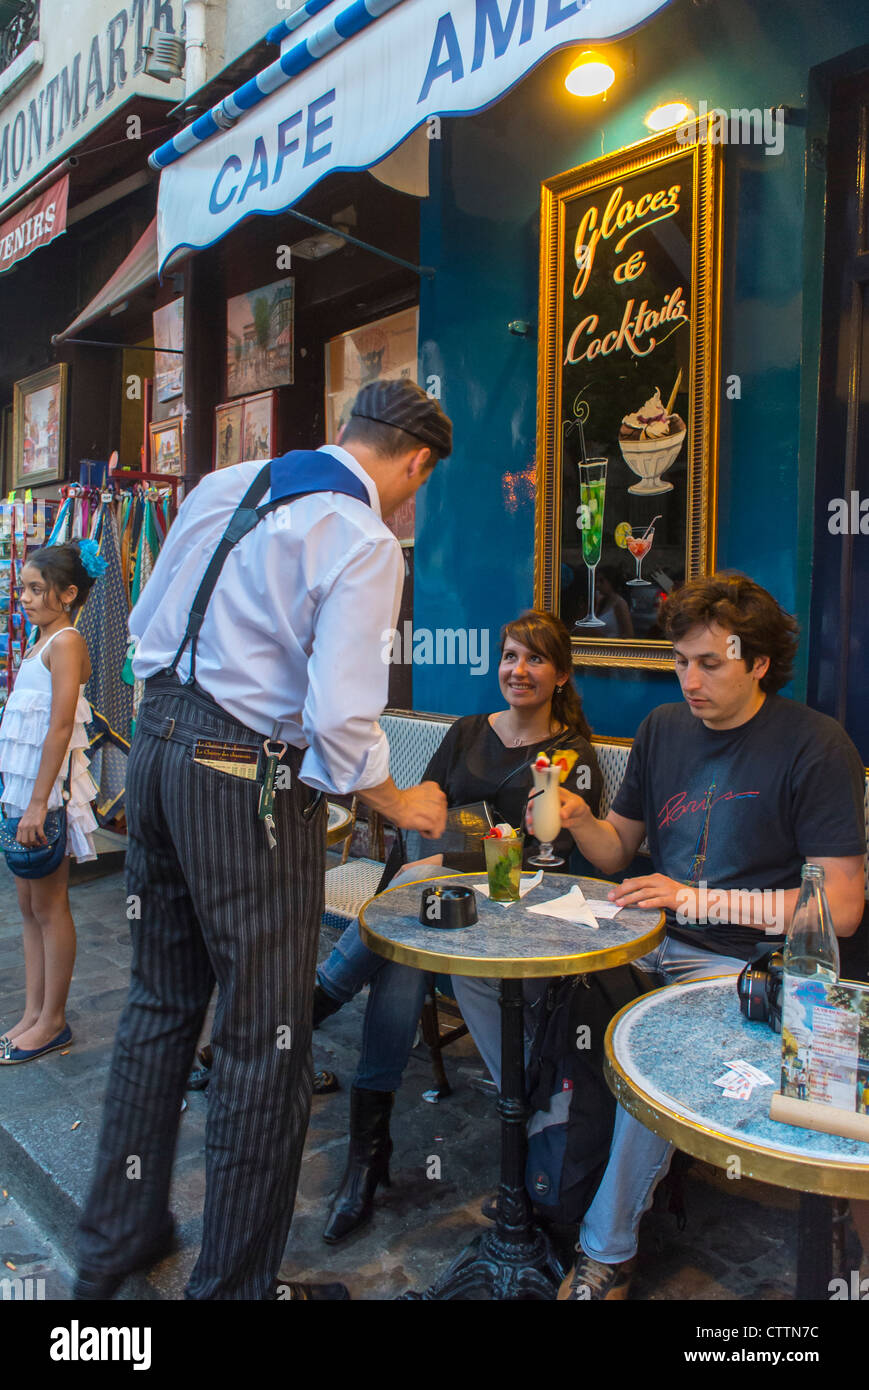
[{"left": 497, "top": 713, "right": 562, "bottom": 748}]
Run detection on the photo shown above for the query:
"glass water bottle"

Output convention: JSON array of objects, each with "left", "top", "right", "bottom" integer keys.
[{"left": 783, "top": 863, "right": 840, "bottom": 981}]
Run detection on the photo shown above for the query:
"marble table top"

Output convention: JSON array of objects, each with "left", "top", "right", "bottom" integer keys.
[
  {"left": 359, "top": 872, "right": 664, "bottom": 978},
  {"left": 606, "top": 976, "right": 869, "bottom": 1197}
]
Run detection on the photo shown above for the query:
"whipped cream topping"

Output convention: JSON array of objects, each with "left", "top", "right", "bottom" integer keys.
[{"left": 622, "top": 388, "right": 674, "bottom": 439}]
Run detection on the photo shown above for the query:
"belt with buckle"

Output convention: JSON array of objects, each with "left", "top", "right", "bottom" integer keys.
[{"left": 138, "top": 710, "right": 264, "bottom": 781}]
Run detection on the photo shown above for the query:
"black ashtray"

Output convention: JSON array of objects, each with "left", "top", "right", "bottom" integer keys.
[{"left": 419, "top": 883, "right": 478, "bottom": 930}]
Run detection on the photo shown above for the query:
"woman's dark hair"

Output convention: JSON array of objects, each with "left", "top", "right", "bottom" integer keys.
[
  {"left": 24, "top": 542, "right": 97, "bottom": 619},
  {"left": 660, "top": 571, "right": 799, "bottom": 693},
  {"left": 500, "top": 609, "right": 592, "bottom": 741}
]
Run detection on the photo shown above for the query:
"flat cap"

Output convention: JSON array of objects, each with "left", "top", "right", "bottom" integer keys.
[{"left": 350, "top": 378, "right": 452, "bottom": 457}]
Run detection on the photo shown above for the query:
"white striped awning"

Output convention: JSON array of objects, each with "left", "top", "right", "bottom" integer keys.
[{"left": 154, "top": 0, "right": 673, "bottom": 274}]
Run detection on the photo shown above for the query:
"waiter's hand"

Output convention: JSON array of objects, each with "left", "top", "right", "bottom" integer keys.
[
  {"left": 357, "top": 776, "right": 447, "bottom": 836},
  {"left": 396, "top": 781, "right": 448, "bottom": 837}
]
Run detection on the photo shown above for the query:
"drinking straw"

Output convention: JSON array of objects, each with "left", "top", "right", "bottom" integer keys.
[
  {"left": 665, "top": 370, "right": 683, "bottom": 416},
  {"left": 577, "top": 416, "right": 589, "bottom": 467},
  {"left": 642, "top": 514, "right": 662, "bottom": 539}
]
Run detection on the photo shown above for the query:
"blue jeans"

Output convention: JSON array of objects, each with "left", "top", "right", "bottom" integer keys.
[
  {"left": 317, "top": 867, "right": 432, "bottom": 1092},
  {"left": 578, "top": 935, "right": 745, "bottom": 1265}
]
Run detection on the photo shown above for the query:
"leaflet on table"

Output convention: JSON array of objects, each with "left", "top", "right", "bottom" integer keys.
[{"left": 781, "top": 975, "right": 869, "bottom": 1115}]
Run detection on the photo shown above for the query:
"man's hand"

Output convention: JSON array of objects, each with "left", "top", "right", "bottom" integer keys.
[
  {"left": 557, "top": 787, "right": 594, "bottom": 834},
  {"left": 609, "top": 874, "right": 686, "bottom": 913},
  {"left": 395, "top": 781, "right": 448, "bottom": 838}
]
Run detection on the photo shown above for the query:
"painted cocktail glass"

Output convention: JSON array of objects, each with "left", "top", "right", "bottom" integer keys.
[
  {"left": 625, "top": 515, "right": 660, "bottom": 586},
  {"left": 626, "top": 532, "right": 652, "bottom": 585},
  {"left": 576, "top": 458, "right": 607, "bottom": 629},
  {"left": 528, "top": 765, "right": 565, "bottom": 867}
]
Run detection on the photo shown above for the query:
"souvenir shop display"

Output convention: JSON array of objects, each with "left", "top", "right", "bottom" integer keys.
[{"left": 1, "top": 474, "right": 177, "bottom": 839}]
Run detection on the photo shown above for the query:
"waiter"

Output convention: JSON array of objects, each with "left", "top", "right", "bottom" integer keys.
[{"left": 75, "top": 380, "right": 450, "bottom": 1300}]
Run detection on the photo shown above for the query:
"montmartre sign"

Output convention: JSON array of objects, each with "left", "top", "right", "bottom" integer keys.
[
  {"left": 0, "top": 0, "right": 184, "bottom": 212},
  {"left": 157, "top": 0, "right": 672, "bottom": 273}
]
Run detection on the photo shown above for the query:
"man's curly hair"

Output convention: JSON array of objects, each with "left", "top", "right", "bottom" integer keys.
[{"left": 660, "top": 572, "right": 799, "bottom": 694}]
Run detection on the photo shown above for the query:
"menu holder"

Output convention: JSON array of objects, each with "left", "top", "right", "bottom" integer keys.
[{"left": 769, "top": 974, "right": 869, "bottom": 1141}]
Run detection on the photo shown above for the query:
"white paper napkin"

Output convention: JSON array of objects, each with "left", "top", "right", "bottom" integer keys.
[
  {"left": 526, "top": 884, "right": 600, "bottom": 929},
  {"left": 472, "top": 870, "right": 543, "bottom": 905}
]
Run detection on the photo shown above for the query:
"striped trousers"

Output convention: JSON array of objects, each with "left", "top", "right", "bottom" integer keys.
[{"left": 78, "top": 676, "right": 325, "bottom": 1299}]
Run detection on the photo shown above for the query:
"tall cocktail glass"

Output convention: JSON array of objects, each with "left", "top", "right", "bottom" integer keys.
[
  {"left": 576, "top": 458, "right": 607, "bottom": 629},
  {"left": 528, "top": 764, "right": 565, "bottom": 867},
  {"left": 484, "top": 834, "right": 525, "bottom": 902}
]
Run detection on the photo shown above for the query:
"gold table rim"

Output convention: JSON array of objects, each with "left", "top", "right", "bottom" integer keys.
[
  {"left": 604, "top": 976, "right": 869, "bottom": 1200},
  {"left": 325, "top": 801, "right": 353, "bottom": 848},
  {"left": 358, "top": 872, "right": 665, "bottom": 978}
]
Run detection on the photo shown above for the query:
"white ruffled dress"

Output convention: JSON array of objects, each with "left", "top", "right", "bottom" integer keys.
[{"left": 0, "top": 629, "right": 99, "bottom": 863}]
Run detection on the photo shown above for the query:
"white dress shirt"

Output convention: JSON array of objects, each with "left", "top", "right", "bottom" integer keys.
[{"left": 130, "top": 445, "right": 404, "bottom": 794}]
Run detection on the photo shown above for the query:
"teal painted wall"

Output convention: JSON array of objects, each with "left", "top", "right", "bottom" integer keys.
[{"left": 414, "top": 0, "right": 869, "bottom": 733}]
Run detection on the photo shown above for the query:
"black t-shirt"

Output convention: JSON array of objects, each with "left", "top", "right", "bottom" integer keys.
[
  {"left": 611, "top": 695, "right": 866, "bottom": 960},
  {"left": 420, "top": 713, "right": 602, "bottom": 868}
]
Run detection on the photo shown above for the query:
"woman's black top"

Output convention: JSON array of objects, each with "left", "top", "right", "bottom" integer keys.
[{"left": 391, "top": 713, "right": 601, "bottom": 874}]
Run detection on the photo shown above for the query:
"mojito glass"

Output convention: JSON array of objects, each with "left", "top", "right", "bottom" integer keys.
[
  {"left": 576, "top": 458, "right": 607, "bottom": 629},
  {"left": 484, "top": 834, "right": 524, "bottom": 902}
]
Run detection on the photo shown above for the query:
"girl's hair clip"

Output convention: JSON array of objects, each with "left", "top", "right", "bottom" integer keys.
[{"left": 76, "top": 538, "right": 108, "bottom": 579}]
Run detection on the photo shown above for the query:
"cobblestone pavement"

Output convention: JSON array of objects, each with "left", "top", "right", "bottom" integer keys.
[{"left": 0, "top": 861, "right": 865, "bottom": 1301}]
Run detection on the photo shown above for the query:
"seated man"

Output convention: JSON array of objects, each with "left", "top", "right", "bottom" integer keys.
[{"left": 553, "top": 571, "right": 866, "bottom": 1301}]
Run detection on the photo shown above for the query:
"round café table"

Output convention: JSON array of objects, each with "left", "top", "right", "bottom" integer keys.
[
  {"left": 326, "top": 801, "right": 353, "bottom": 849},
  {"left": 360, "top": 870, "right": 664, "bottom": 1300},
  {"left": 605, "top": 976, "right": 869, "bottom": 1300}
]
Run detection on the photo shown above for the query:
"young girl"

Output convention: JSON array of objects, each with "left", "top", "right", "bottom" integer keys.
[{"left": 0, "top": 541, "right": 104, "bottom": 1064}]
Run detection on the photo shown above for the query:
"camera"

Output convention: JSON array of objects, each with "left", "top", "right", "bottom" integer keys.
[{"left": 736, "top": 948, "right": 784, "bottom": 1033}]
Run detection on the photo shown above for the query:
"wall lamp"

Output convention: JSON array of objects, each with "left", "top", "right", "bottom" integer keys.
[
  {"left": 645, "top": 101, "right": 695, "bottom": 131},
  {"left": 565, "top": 50, "right": 616, "bottom": 98}
]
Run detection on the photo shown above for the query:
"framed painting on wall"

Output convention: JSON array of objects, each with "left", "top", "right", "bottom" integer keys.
[
  {"left": 535, "top": 122, "right": 723, "bottom": 670},
  {"left": 149, "top": 416, "right": 183, "bottom": 476},
  {"left": 12, "top": 364, "right": 68, "bottom": 488},
  {"left": 214, "top": 400, "right": 244, "bottom": 469},
  {"left": 153, "top": 298, "right": 184, "bottom": 403},
  {"left": 241, "top": 390, "right": 277, "bottom": 461},
  {"left": 325, "top": 307, "right": 419, "bottom": 543},
  {"left": 227, "top": 279, "right": 294, "bottom": 397}
]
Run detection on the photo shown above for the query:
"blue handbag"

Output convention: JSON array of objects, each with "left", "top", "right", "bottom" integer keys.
[
  {"left": 0, "top": 769, "right": 70, "bottom": 879},
  {"left": 0, "top": 806, "right": 68, "bottom": 879}
]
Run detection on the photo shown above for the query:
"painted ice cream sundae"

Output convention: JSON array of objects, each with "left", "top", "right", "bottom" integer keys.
[{"left": 618, "top": 379, "right": 686, "bottom": 495}]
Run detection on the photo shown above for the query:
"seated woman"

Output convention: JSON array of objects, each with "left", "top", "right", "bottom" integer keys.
[{"left": 315, "top": 610, "right": 602, "bottom": 1243}]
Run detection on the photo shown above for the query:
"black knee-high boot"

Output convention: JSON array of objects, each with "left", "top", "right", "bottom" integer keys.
[
  {"left": 313, "top": 983, "right": 344, "bottom": 1028},
  {"left": 322, "top": 1087, "right": 393, "bottom": 1244}
]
